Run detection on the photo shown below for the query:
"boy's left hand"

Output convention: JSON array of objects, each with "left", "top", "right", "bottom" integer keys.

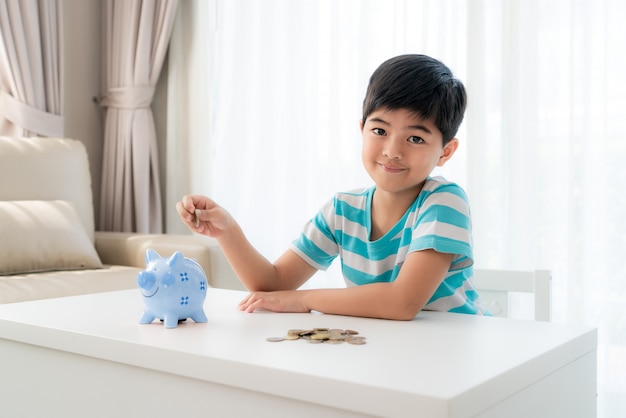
[{"left": 238, "top": 290, "right": 310, "bottom": 314}]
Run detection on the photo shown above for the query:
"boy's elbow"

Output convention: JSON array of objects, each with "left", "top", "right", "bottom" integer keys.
[
  {"left": 388, "top": 291, "right": 425, "bottom": 320},
  {"left": 393, "top": 309, "right": 420, "bottom": 321},
  {"left": 387, "top": 303, "right": 422, "bottom": 321}
]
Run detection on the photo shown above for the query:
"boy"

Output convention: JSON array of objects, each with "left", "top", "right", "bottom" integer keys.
[{"left": 177, "top": 54, "right": 487, "bottom": 320}]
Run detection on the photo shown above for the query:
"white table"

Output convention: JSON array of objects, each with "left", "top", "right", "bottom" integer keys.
[{"left": 0, "top": 288, "right": 596, "bottom": 418}]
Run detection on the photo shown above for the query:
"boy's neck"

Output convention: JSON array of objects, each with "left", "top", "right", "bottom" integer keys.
[{"left": 370, "top": 183, "right": 424, "bottom": 241}]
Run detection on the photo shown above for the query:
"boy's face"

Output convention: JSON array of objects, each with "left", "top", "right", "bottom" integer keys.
[{"left": 360, "top": 108, "right": 458, "bottom": 197}]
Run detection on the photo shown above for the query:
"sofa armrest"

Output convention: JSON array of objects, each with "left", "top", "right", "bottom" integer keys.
[{"left": 94, "top": 231, "right": 244, "bottom": 290}]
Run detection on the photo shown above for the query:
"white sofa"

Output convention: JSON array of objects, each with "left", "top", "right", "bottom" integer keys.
[{"left": 0, "top": 136, "right": 242, "bottom": 304}]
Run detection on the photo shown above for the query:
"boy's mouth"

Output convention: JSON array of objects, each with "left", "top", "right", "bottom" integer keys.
[{"left": 379, "top": 163, "right": 405, "bottom": 173}]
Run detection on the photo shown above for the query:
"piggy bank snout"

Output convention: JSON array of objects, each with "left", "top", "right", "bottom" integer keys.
[{"left": 137, "top": 271, "right": 156, "bottom": 290}]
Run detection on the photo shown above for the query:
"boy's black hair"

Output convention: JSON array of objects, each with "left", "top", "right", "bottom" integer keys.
[{"left": 362, "top": 54, "right": 467, "bottom": 145}]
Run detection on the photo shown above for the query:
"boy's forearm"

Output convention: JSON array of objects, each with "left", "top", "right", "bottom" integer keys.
[
  {"left": 302, "top": 284, "right": 423, "bottom": 321},
  {"left": 216, "top": 223, "right": 279, "bottom": 290}
]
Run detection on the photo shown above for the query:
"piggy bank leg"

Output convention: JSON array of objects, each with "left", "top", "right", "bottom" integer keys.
[
  {"left": 190, "top": 310, "right": 208, "bottom": 323},
  {"left": 139, "top": 311, "right": 156, "bottom": 324},
  {"left": 163, "top": 314, "right": 180, "bottom": 328}
]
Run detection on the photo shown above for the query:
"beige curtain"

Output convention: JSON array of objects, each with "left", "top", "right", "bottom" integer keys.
[
  {"left": 0, "top": 0, "right": 63, "bottom": 137},
  {"left": 99, "top": 0, "right": 178, "bottom": 233}
]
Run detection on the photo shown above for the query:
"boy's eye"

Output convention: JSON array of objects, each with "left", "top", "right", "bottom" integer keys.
[
  {"left": 408, "top": 136, "right": 425, "bottom": 144},
  {"left": 372, "top": 128, "right": 386, "bottom": 136}
]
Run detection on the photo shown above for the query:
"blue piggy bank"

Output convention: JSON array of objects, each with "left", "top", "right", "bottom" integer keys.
[{"left": 137, "top": 249, "right": 208, "bottom": 328}]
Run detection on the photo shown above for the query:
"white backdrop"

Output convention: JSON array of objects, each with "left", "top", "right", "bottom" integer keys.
[{"left": 166, "top": 2, "right": 626, "bottom": 416}]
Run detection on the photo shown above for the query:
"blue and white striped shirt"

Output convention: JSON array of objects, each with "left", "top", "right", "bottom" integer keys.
[{"left": 290, "top": 176, "right": 487, "bottom": 315}]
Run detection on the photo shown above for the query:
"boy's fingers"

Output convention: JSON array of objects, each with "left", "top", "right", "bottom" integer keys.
[
  {"left": 184, "top": 195, "right": 200, "bottom": 212},
  {"left": 175, "top": 201, "right": 189, "bottom": 218}
]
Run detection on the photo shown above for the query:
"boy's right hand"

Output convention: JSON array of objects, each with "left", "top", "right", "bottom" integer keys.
[{"left": 176, "top": 195, "right": 234, "bottom": 239}]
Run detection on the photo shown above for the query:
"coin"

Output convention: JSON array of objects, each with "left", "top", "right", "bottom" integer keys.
[
  {"left": 266, "top": 328, "right": 366, "bottom": 345},
  {"left": 310, "top": 332, "right": 331, "bottom": 340},
  {"left": 347, "top": 336, "right": 366, "bottom": 345},
  {"left": 266, "top": 337, "right": 285, "bottom": 342},
  {"left": 193, "top": 209, "right": 200, "bottom": 227}
]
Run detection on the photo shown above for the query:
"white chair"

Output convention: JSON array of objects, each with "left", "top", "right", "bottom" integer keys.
[{"left": 473, "top": 269, "right": 552, "bottom": 321}]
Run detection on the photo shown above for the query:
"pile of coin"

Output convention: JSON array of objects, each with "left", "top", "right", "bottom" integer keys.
[{"left": 266, "top": 328, "right": 366, "bottom": 345}]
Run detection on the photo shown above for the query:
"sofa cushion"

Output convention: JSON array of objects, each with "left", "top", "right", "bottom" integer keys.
[
  {"left": 0, "top": 137, "right": 96, "bottom": 242},
  {"left": 0, "top": 200, "right": 102, "bottom": 275},
  {"left": 0, "top": 265, "right": 140, "bottom": 304}
]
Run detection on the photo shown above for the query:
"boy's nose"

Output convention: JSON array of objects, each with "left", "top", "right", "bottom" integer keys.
[{"left": 382, "top": 137, "right": 402, "bottom": 159}]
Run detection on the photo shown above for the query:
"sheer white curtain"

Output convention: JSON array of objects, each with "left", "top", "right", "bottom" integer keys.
[
  {"left": 465, "top": 2, "right": 626, "bottom": 415},
  {"left": 0, "top": 0, "right": 63, "bottom": 137},
  {"left": 167, "top": 0, "right": 468, "bottom": 253},
  {"left": 167, "top": 1, "right": 625, "bottom": 415}
]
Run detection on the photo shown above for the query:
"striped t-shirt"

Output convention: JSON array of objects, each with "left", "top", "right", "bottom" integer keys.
[{"left": 290, "top": 176, "right": 487, "bottom": 315}]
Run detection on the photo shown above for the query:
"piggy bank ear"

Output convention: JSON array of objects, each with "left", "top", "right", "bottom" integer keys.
[
  {"left": 145, "top": 248, "right": 161, "bottom": 265},
  {"left": 167, "top": 251, "right": 185, "bottom": 270}
]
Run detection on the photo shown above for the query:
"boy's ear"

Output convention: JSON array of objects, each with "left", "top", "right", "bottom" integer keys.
[
  {"left": 437, "top": 138, "right": 459, "bottom": 167},
  {"left": 359, "top": 118, "right": 364, "bottom": 132}
]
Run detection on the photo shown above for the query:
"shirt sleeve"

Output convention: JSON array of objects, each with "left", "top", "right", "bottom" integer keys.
[
  {"left": 290, "top": 197, "right": 339, "bottom": 271},
  {"left": 408, "top": 181, "right": 473, "bottom": 271}
]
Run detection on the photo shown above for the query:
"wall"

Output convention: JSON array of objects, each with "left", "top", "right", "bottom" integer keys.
[{"left": 62, "top": 0, "right": 103, "bottom": 222}]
